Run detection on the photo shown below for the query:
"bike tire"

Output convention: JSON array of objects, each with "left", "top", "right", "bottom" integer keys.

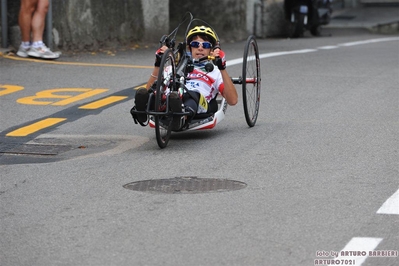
[
  {"left": 242, "top": 35, "right": 261, "bottom": 127},
  {"left": 289, "top": 14, "right": 305, "bottom": 38},
  {"left": 154, "top": 49, "right": 176, "bottom": 148},
  {"left": 310, "top": 25, "right": 321, "bottom": 36}
]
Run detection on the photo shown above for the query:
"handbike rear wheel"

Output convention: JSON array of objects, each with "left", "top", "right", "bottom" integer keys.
[
  {"left": 242, "top": 35, "right": 261, "bottom": 127},
  {"left": 154, "top": 49, "right": 176, "bottom": 148}
]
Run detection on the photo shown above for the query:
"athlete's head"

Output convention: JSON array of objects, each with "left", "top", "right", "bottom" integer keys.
[
  {"left": 186, "top": 26, "right": 217, "bottom": 47},
  {"left": 186, "top": 26, "right": 218, "bottom": 59}
]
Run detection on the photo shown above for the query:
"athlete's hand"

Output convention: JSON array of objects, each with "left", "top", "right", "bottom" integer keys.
[
  {"left": 212, "top": 48, "right": 226, "bottom": 70},
  {"left": 154, "top": 45, "right": 168, "bottom": 67}
]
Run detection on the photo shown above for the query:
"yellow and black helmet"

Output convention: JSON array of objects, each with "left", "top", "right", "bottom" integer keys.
[{"left": 186, "top": 26, "right": 218, "bottom": 46}]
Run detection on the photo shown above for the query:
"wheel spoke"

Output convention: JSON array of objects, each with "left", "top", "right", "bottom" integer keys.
[{"left": 155, "top": 49, "right": 175, "bottom": 148}]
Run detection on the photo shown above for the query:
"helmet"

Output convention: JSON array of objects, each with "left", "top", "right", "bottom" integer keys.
[{"left": 186, "top": 26, "right": 218, "bottom": 46}]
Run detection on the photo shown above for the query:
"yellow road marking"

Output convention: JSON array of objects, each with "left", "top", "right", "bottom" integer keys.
[
  {"left": 134, "top": 84, "right": 146, "bottom": 90},
  {"left": 17, "top": 88, "right": 108, "bottom": 106},
  {"left": 6, "top": 118, "right": 67, "bottom": 137},
  {"left": 0, "top": 85, "right": 24, "bottom": 96},
  {"left": 2, "top": 54, "right": 153, "bottom": 69},
  {"left": 51, "top": 89, "right": 108, "bottom": 106},
  {"left": 79, "top": 96, "right": 128, "bottom": 109}
]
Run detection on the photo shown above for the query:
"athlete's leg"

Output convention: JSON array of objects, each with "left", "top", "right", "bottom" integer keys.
[{"left": 183, "top": 93, "right": 198, "bottom": 117}]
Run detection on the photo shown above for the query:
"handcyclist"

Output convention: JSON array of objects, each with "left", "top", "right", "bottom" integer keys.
[{"left": 133, "top": 25, "right": 238, "bottom": 130}]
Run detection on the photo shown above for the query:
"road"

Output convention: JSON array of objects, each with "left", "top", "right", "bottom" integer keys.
[{"left": 1, "top": 28, "right": 398, "bottom": 266}]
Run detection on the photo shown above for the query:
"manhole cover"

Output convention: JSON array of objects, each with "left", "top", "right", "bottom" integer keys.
[{"left": 123, "top": 176, "right": 247, "bottom": 194}]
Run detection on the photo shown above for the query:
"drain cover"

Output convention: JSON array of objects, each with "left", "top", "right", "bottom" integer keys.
[
  {"left": 0, "top": 142, "right": 73, "bottom": 155},
  {"left": 123, "top": 176, "right": 247, "bottom": 194}
]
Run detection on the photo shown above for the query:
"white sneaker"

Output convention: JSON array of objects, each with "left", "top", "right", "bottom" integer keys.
[
  {"left": 27, "top": 44, "right": 60, "bottom": 59},
  {"left": 16, "top": 45, "right": 30, "bottom": 58}
]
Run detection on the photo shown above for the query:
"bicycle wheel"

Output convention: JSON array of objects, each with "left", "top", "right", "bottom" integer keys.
[
  {"left": 242, "top": 35, "right": 261, "bottom": 127},
  {"left": 154, "top": 49, "right": 176, "bottom": 148}
]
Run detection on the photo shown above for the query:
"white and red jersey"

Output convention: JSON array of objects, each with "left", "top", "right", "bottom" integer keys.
[{"left": 185, "top": 62, "right": 225, "bottom": 103}]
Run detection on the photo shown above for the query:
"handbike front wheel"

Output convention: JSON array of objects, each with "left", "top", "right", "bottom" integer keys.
[
  {"left": 154, "top": 49, "right": 176, "bottom": 148},
  {"left": 242, "top": 35, "right": 261, "bottom": 127}
]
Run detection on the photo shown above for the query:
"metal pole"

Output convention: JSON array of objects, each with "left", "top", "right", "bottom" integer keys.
[
  {"left": 1, "top": 0, "right": 8, "bottom": 48},
  {"left": 45, "top": 0, "right": 52, "bottom": 49}
]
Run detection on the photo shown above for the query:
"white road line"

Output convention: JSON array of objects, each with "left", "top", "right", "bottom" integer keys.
[
  {"left": 228, "top": 49, "right": 318, "bottom": 66},
  {"left": 317, "top": 45, "right": 339, "bottom": 50},
  {"left": 261, "top": 49, "right": 318, "bottom": 59},
  {"left": 227, "top": 36, "right": 399, "bottom": 67},
  {"left": 338, "top": 37, "right": 399, "bottom": 47},
  {"left": 377, "top": 188, "right": 399, "bottom": 215},
  {"left": 227, "top": 58, "right": 243, "bottom": 66},
  {"left": 334, "top": 237, "right": 383, "bottom": 266}
]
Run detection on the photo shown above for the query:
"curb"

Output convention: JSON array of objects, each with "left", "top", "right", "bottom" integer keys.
[
  {"left": 0, "top": 47, "right": 12, "bottom": 56},
  {"left": 371, "top": 21, "right": 399, "bottom": 34},
  {"left": 326, "top": 20, "right": 399, "bottom": 34}
]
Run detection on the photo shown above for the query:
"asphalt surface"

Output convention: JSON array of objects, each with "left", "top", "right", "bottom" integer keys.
[{"left": 1, "top": 7, "right": 398, "bottom": 266}]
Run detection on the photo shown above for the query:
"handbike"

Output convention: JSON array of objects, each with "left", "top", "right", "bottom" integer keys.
[{"left": 130, "top": 13, "right": 261, "bottom": 148}]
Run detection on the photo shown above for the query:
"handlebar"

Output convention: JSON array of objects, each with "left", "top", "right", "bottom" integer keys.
[{"left": 193, "top": 55, "right": 216, "bottom": 63}]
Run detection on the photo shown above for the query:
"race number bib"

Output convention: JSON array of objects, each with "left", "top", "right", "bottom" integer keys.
[{"left": 197, "top": 93, "right": 208, "bottom": 113}]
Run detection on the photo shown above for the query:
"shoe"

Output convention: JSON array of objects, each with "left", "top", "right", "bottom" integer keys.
[
  {"left": 134, "top": 88, "right": 149, "bottom": 123},
  {"left": 16, "top": 45, "right": 30, "bottom": 58},
  {"left": 27, "top": 44, "right": 59, "bottom": 59},
  {"left": 169, "top": 92, "right": 183, "bottom": 130}
]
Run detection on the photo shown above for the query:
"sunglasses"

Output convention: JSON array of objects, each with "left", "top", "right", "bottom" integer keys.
[{"left": 190, "top": 41, "right": 213, "bottom": 49}]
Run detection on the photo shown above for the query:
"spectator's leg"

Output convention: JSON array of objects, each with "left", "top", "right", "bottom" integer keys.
[
  {"left": 31, "top": 0, "right": 49, "bottom": 43},
  {"left": 19, "top": 0, "right": 39, "bottom": 43}
]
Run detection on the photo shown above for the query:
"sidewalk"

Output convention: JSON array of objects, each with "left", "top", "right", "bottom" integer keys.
[{"left": 327, "top": 5, "right": 399, "bottom": 34}]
